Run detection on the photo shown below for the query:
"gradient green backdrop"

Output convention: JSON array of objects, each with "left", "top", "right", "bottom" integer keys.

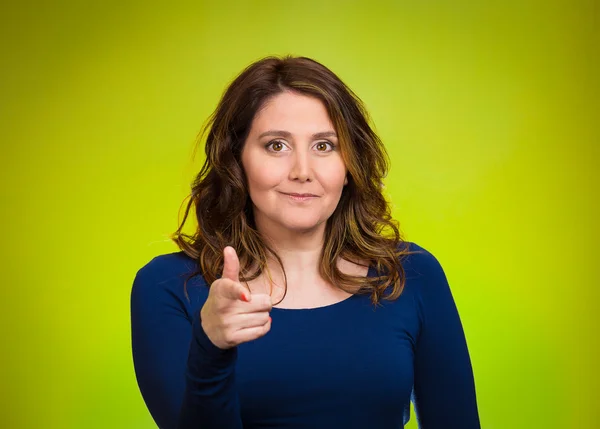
[{"left": 1, "top": 1, "right": 597, "bottom": 428}]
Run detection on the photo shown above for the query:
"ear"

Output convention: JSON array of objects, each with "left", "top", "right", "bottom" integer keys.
[{"left": 344, "top": 176, "right": 348, "bottom": 186}]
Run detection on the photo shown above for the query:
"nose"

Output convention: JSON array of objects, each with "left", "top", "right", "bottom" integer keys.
[{"left": 289, "top": 149, "right": 312, "bottom": 182}]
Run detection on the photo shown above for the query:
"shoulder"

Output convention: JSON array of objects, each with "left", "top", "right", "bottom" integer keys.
[
  {"left": 134, "top": 251, "right": 198, "bottom": 284},
  {"left": 131, "top": 251, "right": 209, "bottom": 313},
  {"left": 399, "top": 241, "right": 456, "bottom": 313},
  {"left": 399, "top": 241, "right": 447, "bottom": 280}
]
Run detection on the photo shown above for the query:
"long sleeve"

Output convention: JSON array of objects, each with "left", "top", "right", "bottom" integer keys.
[
  {"left": 130, "top": 258, "right": 243, "bottom": 429},
  {"left": 410, "top": 246, "right": 481, "bottom": 428},
  {"left": 131, "top": 246, "right": 479, "bottom": 428},
  {"left": 178, "top": 315, "right": 242, "bottom": 428}
]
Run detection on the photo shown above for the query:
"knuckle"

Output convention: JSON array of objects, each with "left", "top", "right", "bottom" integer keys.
[
  {"left": 211, "top": 279, "right": 223, "bottom": 290},
  {"left": 222, "top": 331, "right": 236, "bottom": 347},
  {"left": 215, "top": 278, "right": 231, "bottom": 291},
  {"left": 260, "top": 295, "right": 273, "bottom": 310},
  {"left": 262, "top": 322, "right": 271, "bottom": 335}
]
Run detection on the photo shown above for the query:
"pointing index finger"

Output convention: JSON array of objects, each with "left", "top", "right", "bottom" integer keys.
[
  {"left": 219, "top": 279, "right": 250, "bottom": 302},
  {"left": 222, "top": 246, "right": 240, "bottom": 283}
]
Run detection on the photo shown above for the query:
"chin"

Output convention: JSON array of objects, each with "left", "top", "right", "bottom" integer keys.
[
  {"left": 253, "top": 208, "right": 328, "bottom": 233},
  {"left": 278, "top": 216, "right": 324, "bottom": 232}
]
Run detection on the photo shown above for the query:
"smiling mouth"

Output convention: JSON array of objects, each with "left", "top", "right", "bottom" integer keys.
[
  {"left": 282, "top": 193, "right": 318, "bottom": 197},
  {"left": 280, "top": 192, "right": 319, "bottom": 201}
]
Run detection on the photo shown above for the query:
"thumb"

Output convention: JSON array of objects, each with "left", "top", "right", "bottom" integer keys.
[
  {"left": 222, "top": 246, "right": 240, "bottom": 283},
  {"left": 218, "top": 277, "right": 250, "bottom": 302}
]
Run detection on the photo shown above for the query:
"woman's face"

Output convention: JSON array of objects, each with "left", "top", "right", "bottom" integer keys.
[{"left": 241, "top": 91, "right": 348, "bottom": 235}]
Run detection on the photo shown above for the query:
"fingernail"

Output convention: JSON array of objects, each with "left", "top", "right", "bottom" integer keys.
[
  {"left": 241, "top": 293, "right": 249, "bottom": 302},
  {"left": 269, "top": 316, "right": 272, "bottom": 323}
]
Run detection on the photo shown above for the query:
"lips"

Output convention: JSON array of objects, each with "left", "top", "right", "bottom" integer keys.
[{"left": 283, "top": 193, "right": 318, "bottom": 197}]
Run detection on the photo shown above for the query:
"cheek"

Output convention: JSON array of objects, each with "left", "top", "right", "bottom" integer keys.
[
  {"left": 245, "top": 159, "right": 285, "bottom": 190},
  {"left": 318, "top": 160, "right": 347, "bottom": 189}
]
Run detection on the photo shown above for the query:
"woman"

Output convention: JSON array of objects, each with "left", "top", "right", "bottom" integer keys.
[{"left": 131, "top": 55, "right": 481, "bottom": 429}]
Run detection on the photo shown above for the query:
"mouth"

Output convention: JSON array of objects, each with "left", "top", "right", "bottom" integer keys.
[
  {"left": 282, "top": 192, "right": 319, "bottom": 197},
  {"left": 280, "top": 192, "right": 319, "bottom": 201}
]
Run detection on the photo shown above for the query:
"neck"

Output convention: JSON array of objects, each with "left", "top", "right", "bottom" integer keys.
[{"left": 255, "top": 218, "right": 327, "bottom": 286}]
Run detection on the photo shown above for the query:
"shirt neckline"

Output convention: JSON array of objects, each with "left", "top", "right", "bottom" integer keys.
[{"left": 270, "top": 264, "right": 375, "bottom": 312}]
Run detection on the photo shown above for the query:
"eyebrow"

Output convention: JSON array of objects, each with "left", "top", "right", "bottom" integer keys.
[{"left": 257, "top": 130, "right": 338, "bottom": 139}]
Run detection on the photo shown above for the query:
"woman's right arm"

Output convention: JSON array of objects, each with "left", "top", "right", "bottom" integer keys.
[
  {"left": 178, "top": 314, "right": 242, "bottom": 428},
  {"left": 130, "top": 259, "right": 243, "bottom": 429}
]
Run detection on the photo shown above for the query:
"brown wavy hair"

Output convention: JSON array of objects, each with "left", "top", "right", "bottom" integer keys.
[{"left": 172, "top": 55, "right": 419, "bottom": 306}]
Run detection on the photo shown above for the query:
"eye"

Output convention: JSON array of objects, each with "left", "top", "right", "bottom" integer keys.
[
  {"left": 265, "top": 140, "right": 289, "bottom": 152},
  {"left": 314, "top": 141, "right": 335, "bottom": 152}
]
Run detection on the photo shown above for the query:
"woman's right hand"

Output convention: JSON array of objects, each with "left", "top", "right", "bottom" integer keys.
[{"left": 200, "top": 246, "right": 273, "bottom": 350}]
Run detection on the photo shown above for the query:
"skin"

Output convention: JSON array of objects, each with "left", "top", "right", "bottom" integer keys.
[
  {"left": 240, "top": 90, "right": 366, "bottom": 308},
  {"left": 202, "top": 90, "right": 368, "bottom": 348}
]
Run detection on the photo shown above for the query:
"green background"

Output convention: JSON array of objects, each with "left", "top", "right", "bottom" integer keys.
[{"left": 1, "top": 1, "right": 597, "bottom": 428}]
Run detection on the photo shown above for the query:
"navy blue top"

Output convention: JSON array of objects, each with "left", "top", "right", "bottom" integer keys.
[{"left": 130, "top": 241, "right": 480, "bottom": 429}]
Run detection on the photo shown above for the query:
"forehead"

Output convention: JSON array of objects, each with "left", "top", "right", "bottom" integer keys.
[{"left": 250, "top": 91, "right": 334, "bottom": 135}]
